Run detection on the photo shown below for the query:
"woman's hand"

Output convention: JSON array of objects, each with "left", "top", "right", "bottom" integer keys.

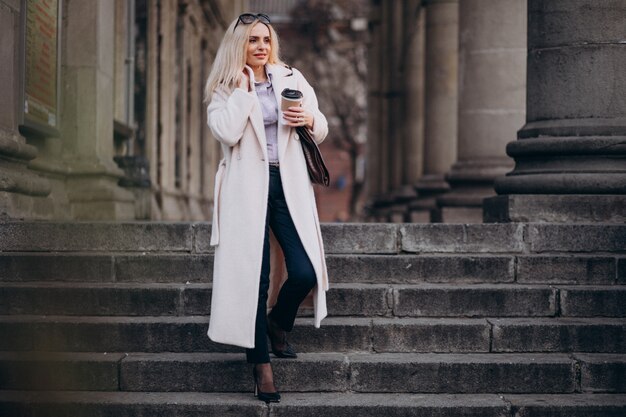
[
  {"left": 238, "top": 68, "right": 252, "bottom": 92},
  {"left": 282, "top": 106, "right": 314, "bottom": 129}
]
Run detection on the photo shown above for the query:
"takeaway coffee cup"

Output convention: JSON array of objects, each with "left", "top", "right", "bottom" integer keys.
[{"left": 281, "top": 88, "right": 303, "bottom": 125}]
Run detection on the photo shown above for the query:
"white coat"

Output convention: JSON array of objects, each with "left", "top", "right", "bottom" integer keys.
[{"left": 206, "top": 63, "right": 329, "bottom": 349}]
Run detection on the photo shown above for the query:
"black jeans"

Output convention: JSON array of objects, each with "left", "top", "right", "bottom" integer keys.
[{"left": 245, "top": 165, "right": 317, "bottom": 364}]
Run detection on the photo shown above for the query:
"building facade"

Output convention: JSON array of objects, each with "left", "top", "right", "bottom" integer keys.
[
  {"left": 0, "top": 0, "right": 245, "bottom": 220},
  {"left": 2, "top": 0, "right": 624, "bottom": 223},
  {"left": 365, "top": 0, "right": 625, "bottom": 223}
]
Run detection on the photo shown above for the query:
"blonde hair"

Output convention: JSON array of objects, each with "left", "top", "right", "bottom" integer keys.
[{"left": 203, "top": 17, "right": 284, "bottom": 103}]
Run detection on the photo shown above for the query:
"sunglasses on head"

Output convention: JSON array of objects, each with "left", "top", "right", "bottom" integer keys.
[{"left": 234, "top": 13, "right": 271, "bottom": 32}]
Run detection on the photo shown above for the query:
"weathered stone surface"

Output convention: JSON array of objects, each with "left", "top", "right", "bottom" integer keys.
[
  {"left": 120, "top": 353, "right": 348, "bottom": 392},
  {"left": 507, "top": 393, "right": 626, "bottom": 417},
  {"left": 576, "top": 354, "right": 626, "bottom": 393},
  {"left": 0, "top": 282, "right": 182, "bottom": 315},
  {"left": 525, "top": 0, "right": 626, "bottom": 124},
  {"left": 120, "top": 352, "right": 251, "bottom": 392},
  {"left": 0, "top": 222, "right": 194, "bottom": 252},
  {"left": 528, "top": 225, "right": 626, "bottom": 253},
  {"left": 193, "top": 222, "right": 213, "bottom": 253},
  {"left": 325, "top": 284, "right": 390, "bottom": 316},
  {"left": 321, "top": 224, "right": 399, "bottom": 254},
  {"left": 559, "top": 287, "right": 626, "bottom": 317},
  {"left": 0, "top": 253, "right": 516, "bottom": 284},
  {"left": 441, "top": 0, "right": 525, "bottom": 224},
  {"left": 0, "top": 352, "right": 124, "bottom": 391},
  {"left": 0, "top": 315, "right": 375, "bottom": 353},
  {"left": 372, "top": 318, "right": 490, "bottom": 353},
  {"left": 0, "top": 219, "right": 623, "bottom": 412},
  {"left": 26, "top": 315, "right": 236, "bottom": 353},
  {"left": 0, "top": 391, "right": 515, "bottom": 417},
  {"left": 393, "top": 284, "right": 556, "bottom": 317},
  {"left": 400, "top": 224, "right": 525, "bottom": 253},
  {"left": 516, "top": 256, "right": 615, "bottom": 284},
  {"left": 484, "top": 195, "right": 626, "bottom": 223},
  {"left": 618, "top": 258, "right": 626, "bottom": 284},
  {"left": 272, "top": 353, "right": 350, "bottom": 392},
  {"left": 181, "top": 284, "right": 212, "bottom": 315},
  {"left": 327, "top": 255, "right": 515, "bottom": 284},
  {"left": 34, "top": 315, "right": 235, "bottom": 353},
  {"left": 184, "top": 283, "right": 394, "bottom": 317},
  {"left": 490, "top": 318, "right": 626, "bottom": 353},
  {"left": 0, "top": 254, "right": 114, "bottom": 282},
  {"left": 0, "top": 319, "right": 32, "bottom": 350},
  {"left": 115, "top": 254, "right": 212, "bottom": 282},
  {"left": 348, "top": 353, "right": 576, "bottom": 393},
  {"left": 289, "top": 317, "right": 373, "bottom": 353},
  {"left": 270, "top": 393, "right": 510, "bottom": 417},
  {"left": 527, "top": 0, "right": 626, "bottom": 48},
  {"left": 0, "top": 391, "right": 268, "bottom": 417},
  {"left": 3, "top": 392, "right": 625, "bottom": 417},
  {"left": 6, "top": 315, "right": 521, "bottom": 354}
]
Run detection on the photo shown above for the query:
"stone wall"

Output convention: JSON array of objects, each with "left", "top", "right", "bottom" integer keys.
[{"left": 0, "top": 0, "right": 245, "bottom": 221}]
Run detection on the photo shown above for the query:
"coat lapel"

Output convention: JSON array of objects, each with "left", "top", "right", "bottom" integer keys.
[{"left": 249, "top": 97, "right": 267, "bottom": 160}]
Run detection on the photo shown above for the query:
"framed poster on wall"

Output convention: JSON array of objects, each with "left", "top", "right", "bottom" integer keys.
[{"left": 19, "top": 0, "right": 62, "bottom": 138}]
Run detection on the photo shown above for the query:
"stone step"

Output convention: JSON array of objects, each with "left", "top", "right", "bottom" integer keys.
[
  {"left": 505, "top": 394, "right": 626, "bottom": 417},
  {"left": 2, "top": 315, "right": 624, "bottom": 354},
  {"left": 2, "top": 352, "right": 624, "bottom": 394},
  {"left": 1, "top": 222, "right": 624, "bottom": 254},
  {"left": 3, "top": 391, "right": 625, "bottom": 417},
  {"left": 1, "top": 252, "right": 622, "bottom": 284},
  {"left": 559, "top": 286, "right": 626, "bottom": 317},
  {"left": 0, "top": 316, "right": 484, "bottom": 353},
  {"left": 2, "top": 281, "right": 623, "bottom": 318},
  {"left": 488, "top": 317, "right": 626, "bottom": 353}
]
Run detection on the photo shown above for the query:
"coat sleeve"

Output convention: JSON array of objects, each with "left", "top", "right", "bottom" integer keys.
[
  {"left": 295, "top": 69, "right": 329, "bottom": 145},
  {"left": 207, "top": 85, "right": 256, "bottom": 147}
]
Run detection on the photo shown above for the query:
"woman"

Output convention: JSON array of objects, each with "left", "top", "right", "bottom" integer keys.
[{"left": 203, "top": 13, "right": 329, "bottom": 403}]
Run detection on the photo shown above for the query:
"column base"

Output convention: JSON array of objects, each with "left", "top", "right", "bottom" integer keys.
[
  {"left": 410, "top": 175, "right": 451, "bottom": 223},
  {"left": 484, "top": 194, "right": 626, "bottom": 223},
  {"left": 438, "top": 158, "right": 512, "bottom": 223},
  {"left": 494, "top": 136, "right": 626, "bottom": 194},
  {"left": 66, "top": 175, "right": 135, "bottom": 221},
  {"left": 0, "top": 129, "right": 53, "bottom": 219},
  {"left": 440, "top": 206, "right": 483, "bottom": 223},
  {"left": 158, "top": 187, "right": 193, "bottom": 221},
  {"left": 388, "top": 185, "right": 418, "bottom": 223},
  {"left": 437, "top": 190, "right": 490, "bottom": 223},
  {"left": 0, "top": 191, "right": 57, "bottom": 221}
]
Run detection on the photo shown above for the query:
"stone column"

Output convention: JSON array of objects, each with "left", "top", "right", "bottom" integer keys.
[
  {"left": 386, "top": 0, "right": 425, "bottom": 222},
  {"left": 437, "top": 0, "right": 526, "bottom": 223},
  {"left": 410, "top": 0, "right": 458, "bottom": 222},
  {"left": 0, "top": 1, "right": 51, "bottom": 219},
  {"left": 366, "top": 1, "right": 427, "bottom": 222},
  {"left": 158, "top": 0, "right": 184, "bottom": 219},
  {"left": 61, "top": 0, "right": 134, "bottom": 219},
  {"left": 403, "top": 1, "right": 426, "bottom": 189},
  {"left": 485, "top": 0, "right": 626, "bottom": 223},
  {"left": 185, "top": 7, "right": 206, "bottom": 220},
  {"left": 385, "top": 0, "right": 419, "bottom": 222},
  {"left": 365, "top": 0, "right": 395, "bottom": 220}
]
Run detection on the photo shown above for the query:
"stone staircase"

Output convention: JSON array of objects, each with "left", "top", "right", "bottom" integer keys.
[{"left": 0, "top": 221, "right": 625, "bottom": 416}]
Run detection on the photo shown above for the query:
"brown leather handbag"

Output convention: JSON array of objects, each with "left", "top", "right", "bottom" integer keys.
[{"left": 296, "top": 126, "right": 330, "bottom": 187}]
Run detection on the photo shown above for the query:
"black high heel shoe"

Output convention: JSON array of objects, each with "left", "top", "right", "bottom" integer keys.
[
  {"left": 253, "top": 366, "right": 281, "bottom": 403},
  {"left": 267, "top": 316, "right": 297, "bottom": 359}
]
